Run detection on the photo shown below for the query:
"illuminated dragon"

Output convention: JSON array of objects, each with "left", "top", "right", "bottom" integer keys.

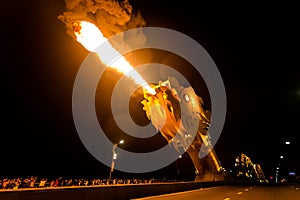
[{"left": 142, "top": 77, "right": 224, "bottom": 182}]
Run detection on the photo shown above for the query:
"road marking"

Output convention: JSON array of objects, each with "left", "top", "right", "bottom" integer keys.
[
  {"left": 237, "top": 192, "right": 243, "bottom": 195},
  {"left": 131, "top": 187, "right": 213, "bottom": 199},
  {"left": 224, "top": 198, "right": 231, "bottom": 200},
  {"left": 245, "top": 188, "right": 249, "bottom": 191}
]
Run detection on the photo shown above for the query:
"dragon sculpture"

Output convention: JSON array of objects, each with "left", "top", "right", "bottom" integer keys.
[{"left": 142, "top": 77, "right": 224, "bottom": 182}]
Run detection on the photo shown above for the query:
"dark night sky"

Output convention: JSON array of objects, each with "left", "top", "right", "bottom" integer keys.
[{"left": 1, "top": 0, "right": 299, "bottom": 180}]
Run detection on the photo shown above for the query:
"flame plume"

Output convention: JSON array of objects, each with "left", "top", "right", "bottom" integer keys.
[{"left": 73, "top": 21, "right": 155, "bottom": 95}]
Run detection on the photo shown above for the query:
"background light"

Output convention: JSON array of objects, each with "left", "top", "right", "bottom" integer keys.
[{"left": 289, "top": 172, "right": 296, "bottom": 176}]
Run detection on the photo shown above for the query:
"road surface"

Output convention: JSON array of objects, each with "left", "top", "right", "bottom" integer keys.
[{"left": 133, "top": 184, "right": 300, "bottom": 200}]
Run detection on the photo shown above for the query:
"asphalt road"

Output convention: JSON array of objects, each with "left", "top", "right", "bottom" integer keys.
[{"left": 133, "top": 184, "right": 300, "bottom": 200}]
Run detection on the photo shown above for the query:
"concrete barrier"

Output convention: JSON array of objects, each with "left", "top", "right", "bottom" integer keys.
[{"left": 0, "top": 181, "right": 225, "bottom": 200}]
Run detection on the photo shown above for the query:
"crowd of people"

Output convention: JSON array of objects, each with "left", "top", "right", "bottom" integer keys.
[{"left": 0, "top": 176, "right": 177, "bottom": 190}]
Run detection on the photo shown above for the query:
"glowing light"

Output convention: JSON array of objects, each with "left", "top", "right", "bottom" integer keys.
[
  {"left": 73, "top": 21, "right": 155, "bottom": 95},
  {"left": 184, "top": 94, "right": 190, "bottom": 102},
  {"left": 285, "top": 141, "right": 290, "bottom": 144},
  {"left": 289, "top": 171, "right": 295, "bottom": 176},
  {"left": 119, "top": 140, "right": 124, "bottom": 144}
]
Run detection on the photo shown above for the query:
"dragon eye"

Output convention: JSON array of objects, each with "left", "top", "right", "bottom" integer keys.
[{"left": 184, "top": 94, "right": 190, "bottom": 102}]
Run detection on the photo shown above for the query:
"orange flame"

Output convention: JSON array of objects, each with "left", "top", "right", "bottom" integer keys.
[{"left": 73, "top": 21, "right": 155, "bottom": 95}]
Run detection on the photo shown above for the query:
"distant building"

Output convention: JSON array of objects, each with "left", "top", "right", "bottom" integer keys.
[{"left": 234, "top": 153, "right": 268, "bottom": 183}]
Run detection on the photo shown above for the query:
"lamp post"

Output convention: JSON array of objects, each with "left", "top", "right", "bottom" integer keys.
[
  {"left": 275, "top": 141, "right": 291, "bottom": 182},
  {"left": 109, "top": 140, "right": 124, "bottom": 180}
]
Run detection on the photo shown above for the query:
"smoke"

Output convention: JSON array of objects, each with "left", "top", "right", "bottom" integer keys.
[{"left": 58, "top": 0, "right": 146, "bottom": 44}]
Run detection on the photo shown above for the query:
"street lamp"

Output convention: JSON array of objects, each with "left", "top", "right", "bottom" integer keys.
[
  {"left": 275, "top": 141, "right": 291, "bottom": 182},
  {"left": 109, "top": 140, "right": 124, "bottom": 180}
]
